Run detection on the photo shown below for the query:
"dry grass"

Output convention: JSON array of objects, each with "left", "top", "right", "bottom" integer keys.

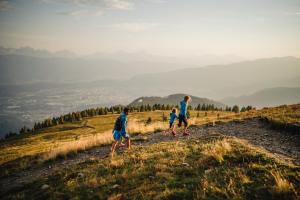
[
  {"left": 0, "top": 110, "right": 236, "bottom": 165},
  {"left": 203, "top": 139, "right": 232, "bottom": 162},
  {"left": 237, "top": 168, "right": 252, "bottom": 184},
  {"left": 42, "top": 130, "right": 113, "bottom": 161},
  {"left": 42, "top": 119, "right": 172, "bottom": 161},
  {"left": 2, "top": 105, "right": 299, "bottom": 178},
  {"left": 110, "top": 157, "right": 125, "bottom": 168},
  {"left": 127, "top": 118, "right": 168, "bottom": 134},
  {"left": 7, "top": 137, "right": 299, "bottom": 200},
  {"left": 271, "top": 170, "right": 295, "bottom": 193}
]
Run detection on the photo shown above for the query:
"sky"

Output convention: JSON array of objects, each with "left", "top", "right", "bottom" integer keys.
[{"left": 0, "top": 0, "right": 300, "bottom": 59}]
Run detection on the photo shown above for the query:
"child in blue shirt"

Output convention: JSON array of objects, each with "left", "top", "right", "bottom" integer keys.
[
  {"left": 111, "top": 108, "right": 131, "bottom": 155},
  {"left": 165, "top": 108, "right": 178, "bottom": 136}
]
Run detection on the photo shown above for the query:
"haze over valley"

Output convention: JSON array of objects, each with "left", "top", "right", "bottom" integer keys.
[{"left": 0, "top": 49, "right": 299, "bottom": 137}]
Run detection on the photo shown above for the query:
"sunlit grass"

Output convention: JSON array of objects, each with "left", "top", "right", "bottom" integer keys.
[
  {"left": 0, "top": 110, "right": 234, "bottom": 165},
  {"left": 203, "top": 139, "right": 232, "bottom": 163},
  {"left": 1, "top": 105, "right": 299, "bottom": 179},
  {"left": 5, "top": 135, "right": 299, "bottom": 200},
  {"left": 42, "top": 130, "right": 113, "bottom": 161},
  {"left": 271, "top": 170, "right": 295, "bottom": 194}
]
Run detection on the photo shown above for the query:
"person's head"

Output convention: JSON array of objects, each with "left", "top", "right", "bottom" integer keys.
[
  {"left": 123, "top": 107, "right": 129, "bottom": 115},
  {"left": 184, "top": 96, "right": 191, "bottom": 103},
  {"left": 172, "top": 108, "right": 177, "bottom": 113}
]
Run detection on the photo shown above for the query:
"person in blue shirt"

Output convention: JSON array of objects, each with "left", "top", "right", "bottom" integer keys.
[
  {"left": 165, "top": 108, "right": 178, "bottom": 136},
  {"left": 111, "top": 107, "right": 131, "bottom": 155},
  {"left": 178, "top": 96, "right": 191, "bottom": 136}
]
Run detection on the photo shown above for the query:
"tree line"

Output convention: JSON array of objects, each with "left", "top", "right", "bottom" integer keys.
[{"left": 4, "top": 103, "right": 254, "bottom": 139}]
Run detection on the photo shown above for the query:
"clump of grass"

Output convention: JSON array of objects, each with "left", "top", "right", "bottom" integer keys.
[
  {"left": 110, "top": 157, "right": 125, "bottom": 168},
  {"left": 127, "top": 119, "right": 168, "bottom": 134},
  {"left": 108, "top": 194, "right": 123, "bottom": 200},
  {"left": 203, "top": 139, "right": 232, "bottom": 162},
  {"left": 271, "top": 170, "right": 295, "bottom": 194}
]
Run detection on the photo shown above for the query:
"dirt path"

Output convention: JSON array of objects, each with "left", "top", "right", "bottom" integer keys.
[
  {"left": 207, "top": 119, "right": 300, "bottom": 165},
  {"left": 1, "top": 118, "right": 299, "bottom": 196}
]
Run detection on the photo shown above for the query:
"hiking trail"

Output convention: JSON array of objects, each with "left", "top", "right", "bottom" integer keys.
[{"left": 1, "top": 118, "right": 299, "bottom": 196}]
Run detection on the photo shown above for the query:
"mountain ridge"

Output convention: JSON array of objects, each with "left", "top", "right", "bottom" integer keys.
[
  {"left": 222, "top": 87, "right": 300, "bottom": 108},
  {"left": 127, "top": 56, "right": 300, "bottom": 99},
  {"left": 128, "top": 93, "right": 225, "bottom": 108}
]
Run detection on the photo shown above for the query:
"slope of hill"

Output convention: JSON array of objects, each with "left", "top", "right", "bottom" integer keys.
[
  {"left": 0, "top": 105, "right": 300, "bottom": 199},
  {"left": 128, "top": 94, "right": 225, "bottom": 108},
  {"left": 222, "top": 87, "right": 300, "bottom": 108},
  {"left": 128, "top": 57, "right": 300, "bottom": 99}
]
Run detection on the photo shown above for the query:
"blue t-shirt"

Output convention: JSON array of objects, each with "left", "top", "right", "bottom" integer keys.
[
  {"left": 179, "top": 100, "right": 188, "bottom": 117},
  {"left": 169, "top": 112, "right": 178, "bottom": 124},
  {"left": 113, "top": 112, "right": 128, "bottom": 138}
]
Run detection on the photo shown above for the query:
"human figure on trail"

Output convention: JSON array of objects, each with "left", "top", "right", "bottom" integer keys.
[
  {"left": 111, "top": 107, "right": 131, "bottom": 155},
  {"left": 178, "top": 95, "right": 191, "bottom": 136},
  {"left": 164, "top": 108, "right": 178, "bottom": 136}
]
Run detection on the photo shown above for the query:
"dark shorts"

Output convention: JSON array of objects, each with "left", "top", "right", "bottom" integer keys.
[
  {"left": 178, "top": 114, "right": 188, "bottom": 127},
  {"left": 169, "top": 122, "right": 174, "bottom": 128}
]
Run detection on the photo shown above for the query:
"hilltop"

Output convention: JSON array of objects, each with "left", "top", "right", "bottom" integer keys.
[
  {"left": 128, "top": 93, "right": 225, "bottom": 108},
  {"left": 0, "top": 104, "right": 300, "bottom": 199}
]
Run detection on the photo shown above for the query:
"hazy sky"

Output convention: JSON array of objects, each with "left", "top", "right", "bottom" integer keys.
[{"left": 0, "top": 0, "right": 300, "bottom": 58}]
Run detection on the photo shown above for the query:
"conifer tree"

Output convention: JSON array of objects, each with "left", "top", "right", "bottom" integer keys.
[{"left": 232, "top": 105, "right": 240, "bottom": 113}]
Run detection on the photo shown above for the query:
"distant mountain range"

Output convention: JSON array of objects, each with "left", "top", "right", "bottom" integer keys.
[
  {"left": 0, "top": 46, "right": 244, "bottom": 65},
  {"left": 1, "top": 47, "right": 299, "bottom": 137},
  {"left": 128, "top": 94, "right": 225, "bottom": 108},
  {"left": 127, "top": 57, "right": 300, "bottom": 99},
  {"left": 1, "top": 47, "right": 300, "bottom": 102},
  {"left": 0, "top": 54, "right": 198, "bottom": 84},
  {"left": 222, "top": 87, "right": 300, "bottom": 108},
  {"left": 0, "top": 46, "right": 77, "bottom": 58},
  {"left": 0, "top": 46, "right": 245, "bottom": 85}
]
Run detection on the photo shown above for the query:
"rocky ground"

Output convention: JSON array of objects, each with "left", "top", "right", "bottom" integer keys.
[{"left": 1, "top": 118, "right": 299, "bottom": 196}]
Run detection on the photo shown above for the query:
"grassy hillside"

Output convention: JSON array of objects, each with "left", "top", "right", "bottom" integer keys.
[
  {"left": 1, "top": 104, "right": 300, "bottom": 199},
  {"left": 3, "top": 133, "right": 300, "bottom": 200},
  {"left": 1, "top": 105, "right": 299, "bottom": 176},
  {"left": 128, "top": 93, "right": 225, "bottom": 108},
  {"left": 0, "top": 110, "right": 234, "bottom": 170}
]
